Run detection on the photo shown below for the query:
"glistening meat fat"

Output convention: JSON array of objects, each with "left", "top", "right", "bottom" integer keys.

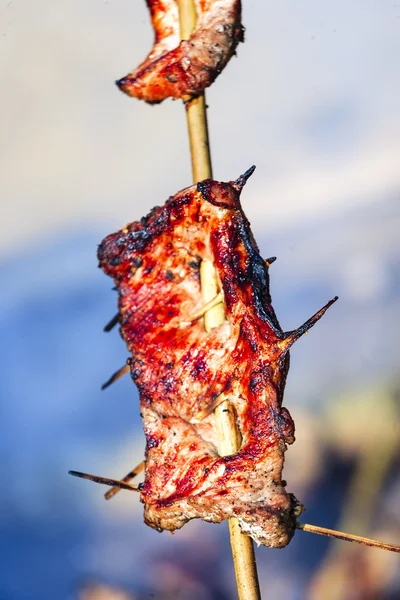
[
  {"left": 117, "top": 0, "right": 243, "bottom": 103},
  {"left": 98, "top": 168, "right": 337, "bottom": 547}
]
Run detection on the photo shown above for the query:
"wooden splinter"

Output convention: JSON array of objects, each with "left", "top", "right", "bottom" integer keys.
[
  {"left": 101, "top": 364, "right": 130, "bottom": 390},
  {"left": 179, "top": 291, "right": 224, "bottom": 326},
  {"left": 264, "top": 256, "right": 277, "bottom": 267},
  {"left": 69, "top": 470, "right": 141, "bottom": 492},
  {"left": 296, "top": 522, "right": 400, "bottom": 554},
  {"left": 104, "top": 313, "right": 120, "bottom": 332},
  {"left": 191, "top": 391, "right": 230, "bottom": 423},
  {"left": 104, "top": 461, "right": 146, "bottom": 500}
]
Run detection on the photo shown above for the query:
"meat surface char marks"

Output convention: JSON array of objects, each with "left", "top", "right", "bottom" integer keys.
[
  {"left": 117, "top": 0, "right": 243, "bottom": 103},
  {"left": 98, "top": 171, "right": 336, "bottom": 547}
]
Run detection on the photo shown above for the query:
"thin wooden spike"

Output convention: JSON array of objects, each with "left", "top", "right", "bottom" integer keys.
[
  {"left": 180, "top": 292, "right": 223, "bottom": 326},
  {"left": 280, "top": 296, "right": 339, "bottom": 351},
  {"left": 104, "top": 461, "right": 145, "bottom": 500},
  {"left": 191, "top": 392, "right": 229, "bottom": 423},
  {"left": 104, "top": 313, "right": 120, "bottom": 332},
  {"left": 296, "top": 522, "right": 400, "bottom": 554},
  {"left": 101, "top": 364, "right": 130, "bottom": 390},
  {"left": 264, "top": 256, "right": 277, "bottom": 267},
  {"left": 233, "top": 165, "right": 256, "bottom": 191},
  {"left": 69, "top": 470, "right": 141, "bottom": 492}
]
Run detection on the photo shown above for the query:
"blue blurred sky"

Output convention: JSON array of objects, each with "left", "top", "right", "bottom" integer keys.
[{"left": 1, "top": 1, "right": 399, "bottom": 599}]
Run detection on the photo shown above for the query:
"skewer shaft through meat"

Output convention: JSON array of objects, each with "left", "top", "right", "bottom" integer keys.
[
  {"left": 117, "top": 0, "right": 243, "bottom": 103},
  {"left": 98, "top": 171, "right": 337, "bottom": 547}
]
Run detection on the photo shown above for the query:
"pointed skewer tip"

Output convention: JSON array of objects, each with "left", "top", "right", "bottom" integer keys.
[
  {"left": 282, "top": 296, "right": 338, "bottom": 350},
  {"left": 69, "top": 470, "right": 140, "bottom": 492},
  {"left": 234, "top": 165, "right": 256, "bottom": 190},
  {"left": 297, "top": 522, "right": 400, "bottom": 554},
  {"left": 104, "top": 461, "right": 146, "bottom": 500},
  {"left": 115, "top": 77, "right": 126, "bottom": 89},
  {"left": 103, "top": 313, "right": 120, "bottom": 333},
  {"left": 101, "top": 364, "right": 130, "bottom": 390}
]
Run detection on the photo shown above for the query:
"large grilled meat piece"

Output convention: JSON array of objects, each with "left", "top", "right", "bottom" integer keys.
[
  {"left": 117, "top": 0, "right": 243, "bottom": 103},
  {"left": 98, "top": 169, "right": 336, "bottom": 547}
]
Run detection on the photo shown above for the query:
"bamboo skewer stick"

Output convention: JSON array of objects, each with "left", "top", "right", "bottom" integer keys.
[
  {"left": 104, "top": 461, "right": 145, "bottom": 500},
  {"left": 103, "top": 312, "right": 119, "bottom": 332},
  {"left": 178, "top": 3, "right": 213, "bottom": 183},
  {"left": 69, "top": 470, "right": 141, "bottom": 492},
  {"left": 177, "top": 2, "right": 261, "bottom": 599},
  {"left": 185, "top": 91, "right": 213, "bottom": 183},
  {"left": 69, "top": 466, "right": 400, "bottom": 555},
  {"left": 200, "top": 260, "right": 260, "bottom": 600},
  {"left": 296, "top": 522, "right": 400, "bottom": 554},
  {"left": 101, "top": 364, "right": 130, "bottom": 390},
  {"left": 179, "top": 291, "right": 223, "bottom": 326}
]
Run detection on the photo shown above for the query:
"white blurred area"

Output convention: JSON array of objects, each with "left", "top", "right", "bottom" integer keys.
[{"left": 1, "top": 0, "right": 399, "bottom": 255}]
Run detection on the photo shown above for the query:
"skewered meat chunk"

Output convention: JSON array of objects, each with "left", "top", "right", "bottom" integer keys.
[
  {"left": 98, "top": 169, "right": 337, "bottom": 547},
  {"left": 117, "top": 0, "right": 243, "bottom": 103}
]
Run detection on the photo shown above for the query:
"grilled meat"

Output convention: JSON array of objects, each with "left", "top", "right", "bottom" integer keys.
[
  {"left": 98, "top": 169, "right": 336, "bottom": 547},
  {"left": 117, "top": 0, "right": 243, "bottom": 103}
]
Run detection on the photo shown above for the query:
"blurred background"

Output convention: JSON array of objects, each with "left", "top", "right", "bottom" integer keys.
[{"left": 1, "top": 1, "right": 399, "bottom": 598}]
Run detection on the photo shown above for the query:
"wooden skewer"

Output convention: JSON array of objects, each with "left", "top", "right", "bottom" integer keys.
[
  {"left": 103, "top": 312, "right": 120, "bottom": 332},
  {"left": 104, "top": 461, "right": 145, "bottom": 500},
  {"left": 296, "top": 522, "right": 400, "bottom": 554},
  {"left": 177, "top": 3, "right": 261, "bottom": 599},
  {"left": 191, "top": 391, "right": 230, "bottom": 423},
  {"left": 69, "top": 470, "right": 141, "bottom": 492},
  {"left": 179, "top": 291, "right": 224, "bottom": 326},
  {"left": 200, "top": 261, "right": 260, "bottom": 599},
  {"left": 101, "top": 364, "right": 130, "bottom": 390},
  {"left": 264, "top": 256, "right": 277, "bottom": 267},
  {"left": 200, "top": 260, "right": 226, "bottom": 330},
  {"left": 70, "top": 461, "right": 400, "bottom": 554},
  {"left": 177, "top": 2, "right": 212, "bottom": 183}
]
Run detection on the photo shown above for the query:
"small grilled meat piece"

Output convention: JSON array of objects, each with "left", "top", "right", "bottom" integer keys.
[
  {"left": 117, "top": 0, "right": 243, "bottom": 103},
  {"left": 98, "top": 169, "right": 336, "bottom": 547}
]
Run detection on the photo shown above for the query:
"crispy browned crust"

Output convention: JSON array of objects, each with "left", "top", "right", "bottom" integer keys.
[
  {"left": 98, "top": 169, "right": 337, "bottom": 547},
  {"left": 116, "top": 0, "right": 243, "bottom": 103}
]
